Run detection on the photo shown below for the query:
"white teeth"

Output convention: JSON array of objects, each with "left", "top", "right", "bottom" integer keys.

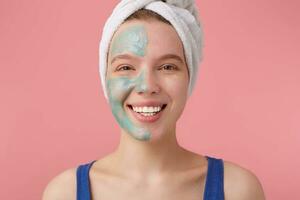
[
  {"left": 143, "top": 107, "right": 150, "bottom": 112},
  {"left": 140, "top": 112, "right": 155, "bottom": 116},
  {"left": 132, "top": 106, "right": 162, "bottom": 113}
]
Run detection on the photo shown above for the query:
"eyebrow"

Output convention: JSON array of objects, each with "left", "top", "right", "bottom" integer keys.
[
  {"left": 110, "top": 53, "right": 184, "bottom": 65},
  {"left": 158, "top": 54, "right": 184, "bottom": 64},
  {"left": 111, "top": 54, "right": 133, "bottom": 65}
]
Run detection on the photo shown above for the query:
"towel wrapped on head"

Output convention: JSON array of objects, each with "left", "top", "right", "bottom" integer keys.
[{"left": 99, "top": 0, "right": 203, "bottom": 99}]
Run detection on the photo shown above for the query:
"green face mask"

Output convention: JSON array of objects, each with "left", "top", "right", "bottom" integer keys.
[
  {"left": 106, "top": 24, "right": 152, "bottom": 141},
  {"left": 110, "top": 25, "right": 148, "bottom": 57}
]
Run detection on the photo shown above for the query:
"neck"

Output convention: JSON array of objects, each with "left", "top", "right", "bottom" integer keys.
[{"left": 110, "top": 125, "right": 189, "bottom": 181}]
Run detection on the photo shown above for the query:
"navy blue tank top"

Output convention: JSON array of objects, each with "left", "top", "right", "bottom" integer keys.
[{"left": 76, "top": 155, "right": 224, "bottom": 200}]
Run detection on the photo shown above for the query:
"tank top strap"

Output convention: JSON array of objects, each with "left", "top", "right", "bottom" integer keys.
[
  {"left": 76, "top": 160, "right": 96, "bottom": 200},
  {"left": 203, "top": 156, "right": 225, "bottom": 200}
]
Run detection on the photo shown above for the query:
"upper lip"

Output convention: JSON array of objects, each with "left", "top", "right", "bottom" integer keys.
[{"left": 127, "top": 101, "right": 167, "bottom": 107}]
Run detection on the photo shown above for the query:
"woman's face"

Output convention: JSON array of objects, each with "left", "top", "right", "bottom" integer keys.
[{"left": 106, "top": 19, "right": 189, "bottom": 141}]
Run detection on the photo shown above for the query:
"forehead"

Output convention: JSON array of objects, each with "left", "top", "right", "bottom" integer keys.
[{"left": 108, "top": 19, "right": 185, "bottom": 60}]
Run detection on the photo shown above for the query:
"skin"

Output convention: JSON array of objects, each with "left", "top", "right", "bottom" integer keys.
[{"left": 42, "top": 19, "right": 265, "bottom": 200}]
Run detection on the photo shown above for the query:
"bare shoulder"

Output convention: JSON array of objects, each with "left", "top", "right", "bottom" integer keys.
[
  {"left": 223, "top": 160, "right": 266, "bottom": 200},
  {"left": 42, "top": 167, "right": 77, "bottom": 200}
]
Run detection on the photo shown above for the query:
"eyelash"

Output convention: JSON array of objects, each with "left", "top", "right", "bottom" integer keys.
[
  {"left": 160, "top": 64, "right": 178, "bottom": 71},
  {"left": 116, "top": 65, "right": 134, "bottom": 71}
]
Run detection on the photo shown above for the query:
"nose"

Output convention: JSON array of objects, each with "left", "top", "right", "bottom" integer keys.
[{"left": 135, "top": 68, "right": 160, "bottom": 95}]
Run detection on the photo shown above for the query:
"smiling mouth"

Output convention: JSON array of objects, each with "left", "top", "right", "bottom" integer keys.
[
  {"left": 126, "top": 104, "right": 167, "bottom": 123},
  {"left": 126, "top": 104, "right": 167, "bottom": 115}
]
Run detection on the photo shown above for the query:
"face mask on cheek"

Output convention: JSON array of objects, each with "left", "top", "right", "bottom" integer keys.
[{"left": 106, "top": 71, "right": 152, "bottom": 141}]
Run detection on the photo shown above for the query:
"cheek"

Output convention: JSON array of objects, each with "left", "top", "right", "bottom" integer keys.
[
  {"left": 161, "top": 75, "right": 189, "bottom": 118},
  {"left": 106, "top": 77, "right": 133, "bottom": 102},
  {"left": 161, "top": 75, "right": 189, "bottom": 100},
  {"left": 106, "top": 69, "right": 146, "bottom": 102}
]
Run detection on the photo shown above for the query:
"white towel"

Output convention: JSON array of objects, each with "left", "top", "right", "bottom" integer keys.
[{"left": 99, "top": 0, "right": 203, "bottom": 99}]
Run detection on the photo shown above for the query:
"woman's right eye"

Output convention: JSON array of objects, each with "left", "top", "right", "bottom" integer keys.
[{"left": 116, "top": 65, "right": 133, "bottom": 71}]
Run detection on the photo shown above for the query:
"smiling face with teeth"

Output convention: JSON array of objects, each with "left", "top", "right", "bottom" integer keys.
[{"left": 106, "top": 18, "right": 189, "bottom": 141}]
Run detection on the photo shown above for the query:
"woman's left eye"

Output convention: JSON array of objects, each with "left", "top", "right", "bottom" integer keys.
[{"left": 160, "top": 64, "right": 177, "bottom": 71}]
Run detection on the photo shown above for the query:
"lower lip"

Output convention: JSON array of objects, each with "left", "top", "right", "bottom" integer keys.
[{"left": 127, "top": 106, "right": 165, "bottom": 123}]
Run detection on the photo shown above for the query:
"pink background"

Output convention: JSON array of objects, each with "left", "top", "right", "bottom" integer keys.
[{"left": 1, "top": 0, "right": 299, "bottom": 199}]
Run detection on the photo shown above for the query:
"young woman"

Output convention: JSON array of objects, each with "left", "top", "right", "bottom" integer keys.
[{"left": 43, "top": 1, "right": 265, "bottom": 200}]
